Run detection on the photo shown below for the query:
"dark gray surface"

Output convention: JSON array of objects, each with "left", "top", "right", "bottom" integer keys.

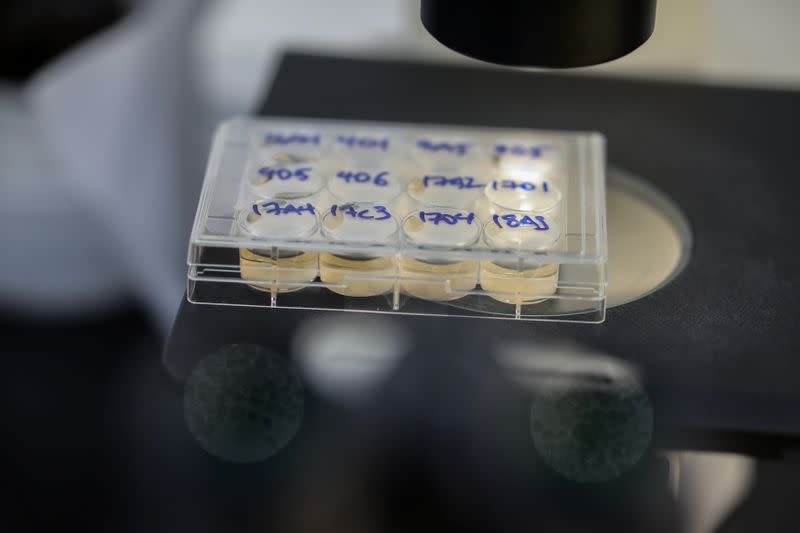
[
  {"left": 168, "top": 52, "right": 800, "bottom": 444},
  {"left": 255, "top": 53, "right": 800, "bottom": 438}
]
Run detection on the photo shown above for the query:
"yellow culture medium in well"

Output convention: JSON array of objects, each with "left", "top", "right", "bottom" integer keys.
[
  {"left": 399, "top": 208, "right": 480, "bottom": 301},
  {"left": 238, "top": 199, "right": 321, "bottom": 293},
  {"left": 480, "top": 261, "right": 559, "bottom": 304},
  {"left": 240, "top": 248, "right": 319, "bottom": 293},
  {"left": 319, "top": 202, "right": 398, "bottom": 297},
  {"left": 480, "top": 212, "right": 561, "bottom": 304}
]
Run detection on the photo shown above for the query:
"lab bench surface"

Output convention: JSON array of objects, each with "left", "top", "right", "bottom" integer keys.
[{"left": 168, "top": 51, "right": 800, "bottom": 451}]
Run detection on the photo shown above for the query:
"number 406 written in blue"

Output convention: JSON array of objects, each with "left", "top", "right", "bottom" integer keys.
[{"left": 336, "top": 170, "right": 390, "bottom": 187}]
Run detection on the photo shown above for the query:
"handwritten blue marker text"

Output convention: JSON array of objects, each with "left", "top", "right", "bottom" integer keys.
[
  {"left": 264, "top": 132, "right": 321, "bottom": 145},
  {"left": 258, "top": 166, "right": 311, "bottom": 181},
  {"left": 423, "top": 175, "right": 486, "bottom": 190},
  {"left": 336, "top": 170, "right": 390, "bottom": 187},
  {"left": 419, "top": 211, "right": 475, "bottom": 225},
  {"left": 331, "top": 204, "right": 392, "bottom": 221},
  {"left": 492, "top": 214, "right": 550, "bottom": 230},
  {"left": 490, "top": 179, "right": 550, "bottom": 192},
  {"left": 337, "top": 135, "right": 389, "bottom": 151},
  {"left": 494, "top": 144, "right": 554, "bottom": 158},
  {"left": 252, "top": 201, "right": 315, "bottom": 216},
  {"left": 416, "top": 139, "right": 470, "bottom": 156}
]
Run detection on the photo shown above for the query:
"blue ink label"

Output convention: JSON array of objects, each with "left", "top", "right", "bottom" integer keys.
[
  {"left": 419, "top": 211, "right": 476, "bottom": 226},
  {"left": 335, "top": 170, "right": 390, "bottom": 187},
  {"left": 331, "top": 204, "right": 392, "bottom": 221},
  {"left": 336, "top": 135, "right": 389, "bottom": 151},
  {"left": 494, "top": 143, "right": 555, "bottom": 158},
  {"left": 252, "top": 201, "right": 316, "bottom": 216},
  {"left": 264, "top": 132, "right": 320, "bottom": 146},
  {"left": 490, "top": 179, "right": 550, "bottom": 192},
  {"left": 492, "top": 214, "right": 550, "bottom": 230},
  {"left": 422, "top": 175, "right": 486, "bottom": 190},
  {"left": 258, "top": 166, "right": 312, "bottom": 181},
  {"left": 416, "top": 139, "right": 470, "bottom": 156}
]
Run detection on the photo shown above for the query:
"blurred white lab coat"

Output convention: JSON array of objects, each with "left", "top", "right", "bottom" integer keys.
[
  {"left": 3, "top": 0, "right": 208, "bottom": 331},
  {"left": 1, "top": 0, "right": 409, "bottom": 332}
]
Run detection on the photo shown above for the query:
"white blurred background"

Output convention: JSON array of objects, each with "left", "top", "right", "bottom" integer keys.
[{"left": 194, "top": 0, "right": 800, "bottom": 115}]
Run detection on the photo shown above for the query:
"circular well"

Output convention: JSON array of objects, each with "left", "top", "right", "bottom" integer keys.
[
  {"left": 401, "top": 208, "right": 481, "bottom": 249},
  {"left": 443, "top": 166, "right": 692, "bottom": 316},
  {"left": 605, "top": 167, "right": 692, "bottom": 308}
]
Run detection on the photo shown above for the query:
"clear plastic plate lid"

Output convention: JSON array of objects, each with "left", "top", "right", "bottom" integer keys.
[
  {"left": 322, "top": 202, "right": 399, "bottom": 244},
  {"left": 401, "top": 208, "right": 481, "bottom": 249},
  {"left": 188, "top": 117, "right": 607, "bottom": 323}
]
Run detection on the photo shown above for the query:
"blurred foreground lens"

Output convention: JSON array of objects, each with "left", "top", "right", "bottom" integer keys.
[
  {"left": 530, "top": 370, "right": 653, "bottom": 482},
  {"left": 183, "top": 343, "right": 304, "bottom": 463}
]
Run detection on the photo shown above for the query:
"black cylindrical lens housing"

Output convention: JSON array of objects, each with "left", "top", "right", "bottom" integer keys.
[{"left": 421, "top": 0, "right": 657, "bottom": 68}]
